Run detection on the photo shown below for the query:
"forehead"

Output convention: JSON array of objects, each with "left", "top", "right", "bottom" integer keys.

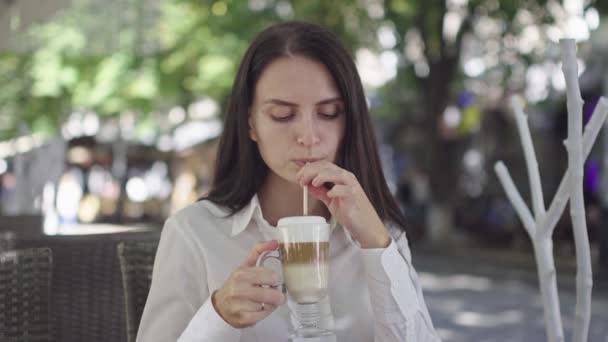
[{"left": 254, "top": 55, "right": 340, "bottom": 103}]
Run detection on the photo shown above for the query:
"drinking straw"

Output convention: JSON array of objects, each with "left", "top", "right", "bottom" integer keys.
[{"left": 303, "top": 185, "right": 308, "bottom": 215}]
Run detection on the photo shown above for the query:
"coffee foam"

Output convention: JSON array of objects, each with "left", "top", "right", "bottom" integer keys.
[{"left": 277, "top": 216, "right": 330, "bottom": 243}]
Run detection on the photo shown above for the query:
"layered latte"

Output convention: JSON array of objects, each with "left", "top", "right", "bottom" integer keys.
[{"left": 276, "top": 216, "right": 331, "bottom": 304}]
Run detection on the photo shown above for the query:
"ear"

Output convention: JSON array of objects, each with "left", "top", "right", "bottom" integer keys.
[{"left": 248, "top": 115, "right": 258, "bottom": 142}]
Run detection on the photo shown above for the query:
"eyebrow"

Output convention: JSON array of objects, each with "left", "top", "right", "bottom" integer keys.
[{"left": 262, "top": 97, "right": 342, "bottom": 107}]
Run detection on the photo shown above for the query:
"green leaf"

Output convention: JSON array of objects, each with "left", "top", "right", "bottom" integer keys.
[
  {"left": 87, "top": 52, "right": 134, "bottom": 107},
  {"left": 126, "top": 60, "right": 160, "bottom": 100}
]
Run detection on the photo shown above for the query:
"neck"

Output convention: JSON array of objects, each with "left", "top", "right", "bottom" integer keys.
[{"left": 257, "top": 173, "right": 329, "bottom": 226}]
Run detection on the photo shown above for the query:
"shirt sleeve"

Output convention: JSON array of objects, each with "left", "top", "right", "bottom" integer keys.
[
  {"left": 360, "top": 224, "right": 441, "bottom": 342},
  {"left": 136, "top": 216, "right": 241, "bottom": 342}
]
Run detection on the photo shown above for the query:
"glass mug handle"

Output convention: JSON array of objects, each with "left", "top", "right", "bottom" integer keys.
[{"left": 256, "top": 250, "right": 286, "bottom": 294}]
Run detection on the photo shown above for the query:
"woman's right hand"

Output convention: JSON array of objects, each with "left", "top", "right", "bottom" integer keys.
[{"left": 212, "top": 240, "right": 286, "bottom": 328}]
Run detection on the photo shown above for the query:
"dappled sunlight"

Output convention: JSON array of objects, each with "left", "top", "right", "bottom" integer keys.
[
  {"left": 417, "top": 261, "right": 608, "bottom": 341},
  {"left": 436, "top": 327, "right": 461, "bottom": 341},
  {"left": 428, "top": 298, "right": 467, "bottom": 314},
  {"left": 453, "top": 310, "right": 524, "bottom": 328},
  {"left": 419, "top": 272, "right": 493, "bottom": 292}
]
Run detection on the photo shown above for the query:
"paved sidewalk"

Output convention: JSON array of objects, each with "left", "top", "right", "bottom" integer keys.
[{"left": 412, "top": 243, "right": 608, "bottom": 341}]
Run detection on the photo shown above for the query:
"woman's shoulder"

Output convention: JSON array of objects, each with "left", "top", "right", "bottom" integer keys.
[{"left": 164, "top": 199, "right": 233, "bottom": 238}]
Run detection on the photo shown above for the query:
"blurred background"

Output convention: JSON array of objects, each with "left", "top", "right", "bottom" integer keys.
[{"left": 1, "top": 0, "right": 608, "bottom": 341}]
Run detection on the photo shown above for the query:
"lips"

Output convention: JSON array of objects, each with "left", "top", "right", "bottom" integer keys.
[{"left": 293, "top": 158, "right": 322, "bottom": 167}]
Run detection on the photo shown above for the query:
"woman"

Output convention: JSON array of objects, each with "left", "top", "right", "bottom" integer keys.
[{"left": 137, "top": 21, "right": 440, "bottom": 341}]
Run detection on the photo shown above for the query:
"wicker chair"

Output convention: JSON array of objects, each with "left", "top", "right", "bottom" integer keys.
[
  {"left": 0, "top": 231, "right": 16, "bottom": 254},
  {"left": 117, "top": 241, "right": 159, "bottom": 342},
  {"left": 17, "top": 230, "right": 160, "bottom": 342},
  {"left": 0, "top": 248, "right": 53, "bottom": 342}
]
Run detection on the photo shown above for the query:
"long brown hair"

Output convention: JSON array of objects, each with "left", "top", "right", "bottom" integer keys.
[{"left": 203, "top": 21, "right": 407, "bottom": 232}]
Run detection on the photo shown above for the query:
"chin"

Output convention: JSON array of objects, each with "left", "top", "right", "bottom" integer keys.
[
  {"left": 285, "top": 173, "right": 299, "bottom": 185},
  {"left": 266, "top": 168, "right": 297, "bottom": 186}
]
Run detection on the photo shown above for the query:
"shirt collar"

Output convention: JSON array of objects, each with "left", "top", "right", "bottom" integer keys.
[
  {"left": 230, "top": 194, "right": 261, "bottom": 237},
  {"left": 230, "top": 194, "right": 339, "bottom": 237}
]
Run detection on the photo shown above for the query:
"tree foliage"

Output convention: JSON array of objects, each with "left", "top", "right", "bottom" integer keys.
[
  {"left": 0, "top": 0, "right": 383, "bottom": 140},
  {"left": 1, "top": 0, "right": 606, "bottom": 186}
]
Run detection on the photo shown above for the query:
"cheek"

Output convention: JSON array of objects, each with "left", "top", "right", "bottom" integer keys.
[
  {"left": 327, "top": 122, "right": 345, "bottom": 161},
  {"left": 257, "top": 124, "right": 290, "bottom": 144},
  {"left": 325, "top": 121, "right": 345, "bottom": 148},
  {"left": 255, "top": 125, "right": 291, "bottom": 158}
]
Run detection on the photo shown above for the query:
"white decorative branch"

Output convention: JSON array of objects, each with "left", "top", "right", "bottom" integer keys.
[
  {"left": 560, "top": 38, "right": 592, "bottom": 342},
  {"left": 511, "top": 96, "right": 546, "bottom": 219},
  {"left": 494, "top": 103, "right": 565, "bottom": 342},
  {"left": 494, "top": 162, "right": 535, "bottom": 235},
  {"left": 542, "top": 97, "right": 608, "bottom": 237},
  {"left": 495, "top": 38, "right": 608, "bottom": 342},
  {"left": 534, "top": 238, "right": 563, "bottom": 342}
]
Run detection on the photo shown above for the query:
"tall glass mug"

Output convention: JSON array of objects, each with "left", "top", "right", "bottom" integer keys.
[{"left": 257, "top": 216, "right": 336, "bottom": 342}]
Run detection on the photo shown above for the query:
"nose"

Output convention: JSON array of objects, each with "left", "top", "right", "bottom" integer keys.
[{"left": 296, "top": 115, "right": 320, "bottom": 147}]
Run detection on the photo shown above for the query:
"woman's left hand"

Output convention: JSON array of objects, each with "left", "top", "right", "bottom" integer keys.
[{"left": 296, "top": 160, "right": 391, "bottom": 249}]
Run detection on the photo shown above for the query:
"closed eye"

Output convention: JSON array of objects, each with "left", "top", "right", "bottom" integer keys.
[
  {"left": 318, "top": 111, "right": 342, "bottom": 119},
  {"left": 317, "top": 103, "right": 343, "bottom": 119},
  {"left": 271, "top": 113, "right": 295, "bottom": 122},
  {"left": 268, "top": 105, "right": 295, "bottom": 122}
]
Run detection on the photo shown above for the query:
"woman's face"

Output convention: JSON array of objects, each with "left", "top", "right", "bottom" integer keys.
[{"left": 249, "top": 55, "right": 346, "bottom": 185}]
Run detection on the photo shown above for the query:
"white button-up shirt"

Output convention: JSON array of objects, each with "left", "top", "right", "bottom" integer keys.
[{"left": 137, "top": 195, "right": 440, "bottom": 341}]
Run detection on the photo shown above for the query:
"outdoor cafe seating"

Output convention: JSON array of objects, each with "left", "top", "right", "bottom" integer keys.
[
  {"left": 117, "top": 241, "right": 159, "bottom": 342},
  {"left": 0, "top": 247, "right": 53, "bottom": 342},
  {"left": 1, "top": 223, "right": 160, "bottom": 342}
]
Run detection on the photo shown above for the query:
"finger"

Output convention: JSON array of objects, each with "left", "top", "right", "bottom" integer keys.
[
  {"left": 310, "top": 168, "right": 353, "bottom": 188},
  {"left": 262, "top": 303, "right": 277, "bottom": 313},
  {"left": 235, "top": 300, "right": 264, "bottom": 312},
  {"left": 242, "top": 286, "right": 286, "bottom": 306},
  {"left": 307, "top": 184, "right": 331, "bottom": 206},
  {"left": 235, "top": 310, "right": 273, "bottom": 327},
  {"left": 234, "top": 299, "right": 276, "bottom": 313},
  {"left": 296, "top": 165, "right": 318, "bottom": 187},
  {"left": 326, "top": 184, "right": 353, "bottom": 199},
  {"left": 296, "top": 161, "right": 336, "bottom": 186},
  {"left": 236, "top": 267, "right": 280, "bottom": 287},
  {"left": 236, "top": 300, "right": 278, "bottom": 313},
  {"left": 241, "top": 240, "right": 279, "bottom": 267}
]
